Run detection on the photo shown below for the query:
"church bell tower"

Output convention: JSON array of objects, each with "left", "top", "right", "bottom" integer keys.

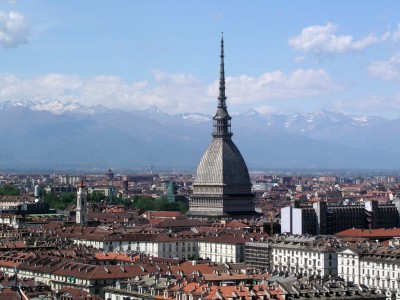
[{"left": 76, "top": 180, "right": 88, "bottom": 225}]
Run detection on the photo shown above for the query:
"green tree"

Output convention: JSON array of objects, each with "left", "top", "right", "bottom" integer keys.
[
  {"left": 60, "top": 192, "right": 77, "bottom": 207},
  {"left": 134, "top": 196, "right": 155, "bottom": 211},
  {"left": 88, "top": 191, "right": 107, "bottom": 203},
  {"left": 129, "top": 195, "right": 188, "bottom": 213},
  {"left": 42, "top": 190, "right": 76, "bottom": 211},
  {"left": 175, "top": 200, "right": 189, "bottom": 213},
  {"left": 0, "top": 184, "right": 20, "bottom": 196}
]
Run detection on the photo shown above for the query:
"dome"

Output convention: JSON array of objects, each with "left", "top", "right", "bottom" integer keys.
[
  {"left": 188, "top": 36, "right": 255, "bottom": 217},
  {"left": 194, "top": 138, "right": 251, "bottom": 186}
]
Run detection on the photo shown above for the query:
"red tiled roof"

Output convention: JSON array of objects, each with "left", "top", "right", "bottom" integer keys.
[
  {"left": 336, "top": 228, "right": 400, "bottom": 238},
  {"left": 170, "top": 261, "right": 219, "bottom": 276},
  {"left": 162, "top": 281, "right": 283, "bottom": 300},
  {"left": 0, "top": 291, "right": 20, "bottom": 300},
  {"left": 226, "top": 220, "right": 249, "bottom": 228},
  {"left": 94, "top": 252, "right": 135, "bottom": 262},
  {"left": 148, "top": 211, "right": 183, "bottom": 218},
  {"left": 57, "top": 287, "right": 101, "bottom": 300}
]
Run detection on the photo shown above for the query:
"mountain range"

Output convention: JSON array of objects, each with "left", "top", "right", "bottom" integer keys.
[{"left": 0, "top": 100, "right": 399, "bottom": 171}]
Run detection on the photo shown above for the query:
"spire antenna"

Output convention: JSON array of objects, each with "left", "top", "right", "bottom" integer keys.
[
  {"left": 213, "top": 34, "right": 232, "bottom": 138},
  {"left": 218, "top": 33, "right": 226, "bottom": 108}
]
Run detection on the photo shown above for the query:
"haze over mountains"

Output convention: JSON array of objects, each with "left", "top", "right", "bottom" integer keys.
[{"left": 0, "top": 100, "right": 399, "bottom": 171}]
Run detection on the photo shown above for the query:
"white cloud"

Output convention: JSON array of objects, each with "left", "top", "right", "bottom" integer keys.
[
  {"left": 0, "top": 69, "right": 340, "bottom": 114},
  {"left": 0, "top": 10, "right": 29, "bottom": 48},
  {"left": 334, "top": 94, "right": 400, "bottom": 116},
  {"left": 208, "top": 69, "right": 339, "bottom": 106},
  {"left": 0, "top": 74, "right": 153, "bottom": 110},
  {"left": 368, "top": 53, "right": 400, "bottom": 81},
  {"left": 0, "top": 72, "right": 212, "bottom": 113},
  {"left": 149, "top": 70, "right": 212, "bottom": 112},
  {"left": 289, "top": 23, "right": 381, "bottom": 54},
  {"left": 294, "top": 55, "right": 305, "bottom": 62},
  {"left": 392, "top": 23, "right": 400, "bottom": 41},
  {"left": 254, "top": 105, "right": 277, "bottom": 115}
]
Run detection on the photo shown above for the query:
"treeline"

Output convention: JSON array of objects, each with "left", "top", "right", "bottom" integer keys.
[
  {"left": 41, "top": 190, "right": 188, "bottom": 213},
  {"left": 0, "top": 184, "right": 189, "bottom": 213},
  {"left": 0, "top": 184, "right": 20, "bottom": 196}
]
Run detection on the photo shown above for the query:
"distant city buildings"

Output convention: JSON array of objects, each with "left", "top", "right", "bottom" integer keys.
[
  {"left": 2, "top": 34, "right": 400, "bottom": 300},
  {"left": 281, "top": 199, "right": 400, "bottom": 235}
]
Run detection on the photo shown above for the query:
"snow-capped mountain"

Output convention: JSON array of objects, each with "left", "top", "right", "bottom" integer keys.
[
  {"left": 0, "top": 100, "right": 111, "bottom": 114},
  {"left": 31, "top": 101, "right": 84, "bottom": 114},
  {"left": 282, "top": 110, "right": 386, "bottom": 132},
  {"left": 0, "top": 100, "right": 398, "bottom": 170},
  {"left": 181, "top": 113, "right": 211, "bottom": 123}
]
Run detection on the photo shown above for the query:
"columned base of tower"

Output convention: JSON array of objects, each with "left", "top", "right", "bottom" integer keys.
[{"left": 187, "top": 194, "right": 260, "bottom": 220}]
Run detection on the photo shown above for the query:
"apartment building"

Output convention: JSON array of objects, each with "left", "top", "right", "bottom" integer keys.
[
  {"left": 338, "top": 239, "right": 400, "bottom": 300},
  {"left": 271, "top": 235, "right": 342, "bottom": 277}
]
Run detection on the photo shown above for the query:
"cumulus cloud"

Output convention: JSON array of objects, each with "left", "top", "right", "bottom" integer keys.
[
  {"left": 254, "top": 105, "right": 277, "bottom": 115},
  {"left": 208, "top": 69, "right": 339, "bottom": 106},
  {"left": 0, "top": 10, "right": 29, "bottom": 48},
  {"left": 149, "top": 70, "right": 212, "bottom": 112},
  {"left": 0, "top": 69, "right": 340, "bottom": 114},
  {"left": 289, "top": 23, "right": 381, "bottom": 54},
  {"left": 0, "top": 72, "right": 212, "bottom": 113},
  {"left": 368, "top": 53, "right": 400, "bottom": 81},
  {"left": 0, "top": 74, "right": 153, "bottom": 110},
  {"left": 334, "top": 94, "right": 400, "bottom": 116}
]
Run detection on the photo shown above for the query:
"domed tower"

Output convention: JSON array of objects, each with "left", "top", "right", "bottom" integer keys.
[{"left": 188, "top": 36, "right": 255, "bottom": 218}]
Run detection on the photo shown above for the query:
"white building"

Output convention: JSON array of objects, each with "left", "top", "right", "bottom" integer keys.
[
  {"left": 71, "top": 233, "right": 198, "bottom": 260},
  {"left": 271, "top": 235, "right": 341, "bottom": 277},
  {"left": 197, "top": 233, "right": 249, "bottom": 263},
  {"left": 338, "top": 240, "right": 400, "bottom": 300},
  {"left": 70, "top": 230, "right": 249, "bottom": 263}
]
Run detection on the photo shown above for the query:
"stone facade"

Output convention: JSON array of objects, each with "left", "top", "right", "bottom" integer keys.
[{"left": 188, "top": 36, "right": 255, "bottom": 218}]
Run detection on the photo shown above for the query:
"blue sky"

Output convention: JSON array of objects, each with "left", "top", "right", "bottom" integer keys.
[{"left": 1, "top": 1, "right": 400, "bottom": 118}]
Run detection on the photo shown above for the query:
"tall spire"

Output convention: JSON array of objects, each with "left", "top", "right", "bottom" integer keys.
[
  {"left": 213, "top": 33, "right": 232, "bottom": 138},
  {"left": 218, "top": 33, "right": 226, "bottom": 108}
]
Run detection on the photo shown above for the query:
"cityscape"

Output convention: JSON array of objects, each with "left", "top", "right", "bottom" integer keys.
[{"left": 2, "top": 1, "right": 400, "bottom": 300}]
